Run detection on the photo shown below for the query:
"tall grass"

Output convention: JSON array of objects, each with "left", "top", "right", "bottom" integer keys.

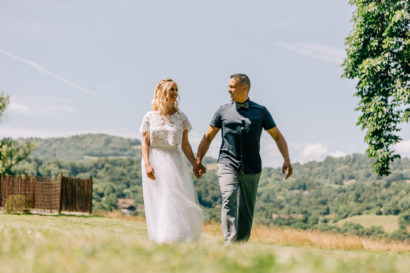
[
  {"left": 104, "top": 212, "right": 410, "bottom": 252},
  {"left": 205, "top": 222, "right": 410, "bottom": 252},
  {"left": 0, "top": 214, "right": 409, "bottom": 273}
]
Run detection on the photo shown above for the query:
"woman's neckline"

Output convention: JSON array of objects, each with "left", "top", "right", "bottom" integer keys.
[{"left": 153, "top": 110, "right": 179, "bottom": 117}]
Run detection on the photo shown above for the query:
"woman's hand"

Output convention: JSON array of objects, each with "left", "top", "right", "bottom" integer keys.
[
  {"left": 193, "top": 161, "right": 207, "bottom": 178},
  {"left": 145, "top": 164, "right": 156, "bottom": 180}
]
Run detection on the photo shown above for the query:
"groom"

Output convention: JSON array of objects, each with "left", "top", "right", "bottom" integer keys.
[{"left": 195, "top": 73, "right": 293, "bottom": 243}]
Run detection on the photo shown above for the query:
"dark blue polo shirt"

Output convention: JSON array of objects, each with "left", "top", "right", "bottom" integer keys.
[{"left": 210, "top": 99, "right": 276, "bottom": 174}]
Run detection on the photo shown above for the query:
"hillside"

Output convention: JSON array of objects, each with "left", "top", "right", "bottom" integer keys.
[
  {"left": 336, "top": 215, "right": 400, "bottom": 233},
  {"left": 0, "top": 214, "right": 408, "bottom": 273},
  {"left": 22, "top": 134, "right": 141, "bottom": 161},
  {"left": 10, "top": 134, "right": 410, "bottom": 241}
]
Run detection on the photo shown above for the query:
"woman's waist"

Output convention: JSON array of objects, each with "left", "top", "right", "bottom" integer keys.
[{"left": 151, "top": 145, "right": 180, "bottom": 151}]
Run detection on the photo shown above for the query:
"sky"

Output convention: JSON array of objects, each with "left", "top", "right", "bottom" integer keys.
[{"left": 0, "top": 0, "right": 409, "bottom": 167}]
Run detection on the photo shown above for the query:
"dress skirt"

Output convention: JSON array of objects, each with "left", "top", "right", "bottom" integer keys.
[{"left": 141, "top": 147, "right": 203, "bottom": 243}]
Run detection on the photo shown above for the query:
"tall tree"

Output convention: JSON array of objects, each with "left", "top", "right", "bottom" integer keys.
[
  {"left": 0, "top": 93, "right": 9, "bottom": 120},
  {"left": 0, "top": 93, "right": 34, "bottom": 174},
  {"left": 343, "top": 0, "right": 409, "bottom": 176}
]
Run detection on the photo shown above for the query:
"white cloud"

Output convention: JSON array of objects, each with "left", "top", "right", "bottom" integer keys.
[
  {"left": 0, "top": 126, "right": 136, "bottom": 139},
  {"left": 330, "top": 150, "right": 347, "bottom": 158},
  {"left": 302, "top": 143, "right": 329, "bottom": 159},
  {"left": 38, "top": 105, "right": 76, "bottom": 115},
  {"left": 395, "top": 139, "right": 410, "bottom": 157},
  {"left": 8, "top": 102, "right": 32, "bottom": 114},
  {"left": 0, "top": 48, "right": 97, "bottom": 96},
  {"left": 7, "top": 97, "right": 76, "bottom": 117},
  {"left": 275, "top": 42, "right": 345, "bottom": 65},
  {"left": 0, "top": 127, "right": 77, "bottom": 139},
  {"left": 293, "top": 142, "right": 349, "bottom": 163}
]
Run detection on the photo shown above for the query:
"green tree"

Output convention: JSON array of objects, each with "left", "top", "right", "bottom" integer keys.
[
  {"left": 0, "top": 93, "right": 34, "bottom": 174},
  {"left": 343, "top": 0, "right": 409, "bottom": 176},
  {"left": 0, "top": 93, "right": 9, "bottom": 119}
]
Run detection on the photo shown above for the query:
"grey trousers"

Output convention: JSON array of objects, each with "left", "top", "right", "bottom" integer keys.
[{"left": 217, "top": 164, "right": 261, "bottom": 243}]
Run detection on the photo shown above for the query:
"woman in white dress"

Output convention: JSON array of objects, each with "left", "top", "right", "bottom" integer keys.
[{"left": 140, "top": 78, "right": 203, "bottom": 243}]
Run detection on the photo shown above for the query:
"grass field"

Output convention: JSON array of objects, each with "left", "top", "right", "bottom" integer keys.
[
  {"left": 336, "top": 215, "right": 400, "bottom": 233},
  {"left": 0, "top": 213, "right": 409, "bottom": 273}
]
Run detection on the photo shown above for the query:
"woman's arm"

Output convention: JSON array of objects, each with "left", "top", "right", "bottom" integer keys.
[
  {"left": 181, "top": 130, "right": 196, "bottom": 167},
  {"left": 142, "top": 131, "right": 156, "bottom": 180}
]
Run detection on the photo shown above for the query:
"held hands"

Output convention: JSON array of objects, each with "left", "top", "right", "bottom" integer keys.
[
  {"left": 193, "top": 160, "right": 207, "bottom": 179},
  {"left": 282, "top": 160, "right": 293, "bottom": 179},
  {"left": 145, "top": 163, "right": 156, "bottom": 180}
]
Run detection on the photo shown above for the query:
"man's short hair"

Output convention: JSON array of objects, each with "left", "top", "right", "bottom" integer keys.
[{"left": 230, "top": 73, "right": 251, "bottom": 91}]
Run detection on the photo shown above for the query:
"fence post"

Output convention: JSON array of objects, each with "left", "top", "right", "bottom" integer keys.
[
  {"left": 89, "top": 176, "right": 93, "bottom": 214},
  {"left": 31, "top": 176, "right": 35, "bottom": 208},
  {"left": 58, "top": 172, "right": 63, "bottom": 213},
  {"left": 0, "top": 175, "right": 2, "bottom": 207}
]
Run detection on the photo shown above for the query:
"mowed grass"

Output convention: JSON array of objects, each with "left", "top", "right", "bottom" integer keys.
[
  {"left": 0, "top": 214, "right": 409, "bottom": 273},
  {"left": 336, "top": 215, "right": 400, "bottom": 233}
]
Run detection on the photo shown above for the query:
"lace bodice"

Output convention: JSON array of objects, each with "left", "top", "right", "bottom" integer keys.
[{"left": 140, "top": 111, "right": 192, "bottom": 149}]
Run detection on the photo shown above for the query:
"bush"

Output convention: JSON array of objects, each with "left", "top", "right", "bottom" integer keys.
[
  {"left": 4, "top": 195, "right": 31, "bottom": 213},
  {"left": 399, "top": 210, "right": 410, "bottom": 226},
  {"left": 389, "top": 228, "right": 410, "bottom": 242}
]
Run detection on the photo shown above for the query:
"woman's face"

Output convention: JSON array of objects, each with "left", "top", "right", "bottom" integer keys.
[{"left": 166, "top": 82, "right": 178, "bottom": 104}]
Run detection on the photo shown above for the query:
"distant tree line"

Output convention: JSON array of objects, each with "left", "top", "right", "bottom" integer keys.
[{"left": 12, "top": 153, "right": 410, "bottom": 241}]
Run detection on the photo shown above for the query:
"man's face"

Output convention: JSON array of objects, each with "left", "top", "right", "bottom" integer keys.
[{"left": 228, "top": 78, "right": 248, "bottom": 102}]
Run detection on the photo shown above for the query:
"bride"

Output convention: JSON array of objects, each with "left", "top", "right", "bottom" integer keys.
[{"left": 140, "top": 78, "right": 204, "bottom": 243}]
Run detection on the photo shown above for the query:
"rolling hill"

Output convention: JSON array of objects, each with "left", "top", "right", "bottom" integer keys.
[
  {"left": 10, "top": 134, "right": 410, "bottom": 242},
  {"left": 22, "top": 133, "right": 141, "bottom": 161}
]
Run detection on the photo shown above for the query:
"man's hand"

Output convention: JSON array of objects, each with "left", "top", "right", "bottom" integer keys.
[
  {"left": 145, "top": 164, "right": 156, "bottom": 180},
  {"left": 267, "top": 127, "right": 292, "bottom": 179},
  {"left": 282, "top": 160, "right": 293, "bottom": 179},
  {"left": 193, "top": 160, "right": 207, "bottom": 178},
  {"left": 195, "top": 126, "right": 219, "bottom": 178}
]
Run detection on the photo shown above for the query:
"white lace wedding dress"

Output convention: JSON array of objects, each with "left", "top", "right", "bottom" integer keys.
[{"left": 140, "top": 111, "right": 203, "bottom": 243}]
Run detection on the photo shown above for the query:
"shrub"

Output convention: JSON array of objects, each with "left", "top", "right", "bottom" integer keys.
[{"left": 4, "top": 194, "right": 31, "bottom": 213}]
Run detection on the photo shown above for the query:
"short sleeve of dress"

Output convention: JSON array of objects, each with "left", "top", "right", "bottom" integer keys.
[
  {"left": 139, "top": 112, "right": 151, "bottom": 133},
  {"left": 210, "top": 107, "right": 222, "bottom": 128},
  {"left": 180, "top": 111, "right": 192, "bottom": 132}
]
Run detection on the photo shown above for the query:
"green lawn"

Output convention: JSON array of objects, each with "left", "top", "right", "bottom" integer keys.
[
  {"left": 0, "top": 214, "right": 408, "bottom": 273},
  {"left": 336, "top": 215, "right": 400, "bottom": 233}
]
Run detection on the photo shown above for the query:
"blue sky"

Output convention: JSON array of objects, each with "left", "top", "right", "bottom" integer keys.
[{"left": 0, "top": 0, "right": 409, "bottom": 166}]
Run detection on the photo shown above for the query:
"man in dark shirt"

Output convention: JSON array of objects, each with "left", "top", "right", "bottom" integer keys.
[{"left": 196, "top": 73, "right": 292, "bottom": 243}]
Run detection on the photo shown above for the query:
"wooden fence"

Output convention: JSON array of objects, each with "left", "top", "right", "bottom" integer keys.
[{"left": 0, "top": 173, "right": 93, "bottom": 214}]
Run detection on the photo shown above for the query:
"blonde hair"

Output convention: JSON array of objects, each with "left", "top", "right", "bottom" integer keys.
[{"left": 151, "top": 78, "right": 179, "bottom": 114}]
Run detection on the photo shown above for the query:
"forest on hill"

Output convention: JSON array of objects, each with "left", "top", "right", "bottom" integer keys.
[
  {"left": 22, "top": 134, "right": 141, "bottom": 161},
  {"left": 12, "top": 134, "right": 410, "bottom": 241}
]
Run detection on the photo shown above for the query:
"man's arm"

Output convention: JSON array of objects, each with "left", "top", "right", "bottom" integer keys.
[
  {"left": 266, "top": 127, "right": 293, "bottom": 179},
  {"left": 195, "top": 125, "right": 220, "bottom": 175}
]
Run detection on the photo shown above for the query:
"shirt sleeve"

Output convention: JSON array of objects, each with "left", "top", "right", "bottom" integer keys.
[
  {"left": 181, "top": 112, "right": 192, "bottom": 132},
  {"left": 263, "top": 107, "right": 276, "bottom": 130},
  {"left": 210, "top": 107, "right": 222, "bottom": 128},
  {"left": 139, "top": 112, "right": 150, "bottom": 133}
]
